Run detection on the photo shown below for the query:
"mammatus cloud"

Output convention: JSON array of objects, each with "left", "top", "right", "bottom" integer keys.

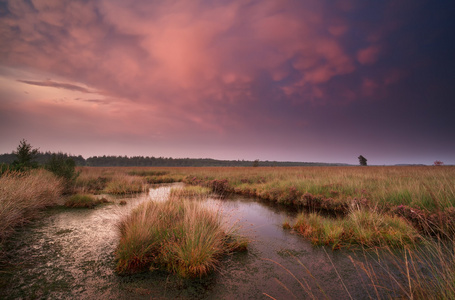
[
  {"left": 0, "top": 0, "right": 454, "bottom": 164},
  {"left": 0, "top": 1, "right": 377, "bottom": 105}
]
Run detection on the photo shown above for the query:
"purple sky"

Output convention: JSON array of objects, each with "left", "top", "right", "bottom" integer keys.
[{"left": 1, "top": 0, "right": 454, "bottom": 165}]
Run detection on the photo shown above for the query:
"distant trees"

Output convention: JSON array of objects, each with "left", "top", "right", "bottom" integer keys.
[
  {"left": 358, "top": 155, "right": 367, "bottom": 166},
  {"left": 0, "top": 143, "right": 352, "bottom": 168},
  {"left": 0, "top": 141, "right": 79, "bottom": 189}
]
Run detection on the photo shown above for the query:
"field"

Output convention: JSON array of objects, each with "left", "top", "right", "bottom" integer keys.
[
  {"left": 1, "top": 165, "right": 455, "bottom": 298},
  {"left": 71, "top": 165, "right": 455, "bottom": 239}
]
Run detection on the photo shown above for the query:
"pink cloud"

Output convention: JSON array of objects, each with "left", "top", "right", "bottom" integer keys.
[
  {"left": 357, "top": 45, "right": 381, "bottom": 65},
  {"left": 362, "top": 78, "right": 379, "bottom": 96},
  {"left": 0, "top": 0, "right": 412, "bottom": 156}
]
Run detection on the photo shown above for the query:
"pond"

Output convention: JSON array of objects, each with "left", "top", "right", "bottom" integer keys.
[{"left": 1, "top": 184, "right": 391, "bottom": 299}]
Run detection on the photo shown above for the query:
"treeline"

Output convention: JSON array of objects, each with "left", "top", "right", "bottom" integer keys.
[
  {"left": 0, "top": 152, "right": 86, "bottom": 166},
  {"left": 0, "top": 152, "right": 348, "bottom": 167}
]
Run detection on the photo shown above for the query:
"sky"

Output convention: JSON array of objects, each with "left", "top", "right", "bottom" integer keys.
[{"left": 1, "top": 0, "right": 454, "bottom": 165}]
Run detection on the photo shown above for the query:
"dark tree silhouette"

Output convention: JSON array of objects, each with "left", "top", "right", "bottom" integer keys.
[
  {"left": 434, "top": 160, "right": 444, "bottom": 166},
  {"left": 12, "top": 139, "right": 39, "bottom": 170},
  {"left": 358, "top": 155, "right": 367, "bottom": 166}
]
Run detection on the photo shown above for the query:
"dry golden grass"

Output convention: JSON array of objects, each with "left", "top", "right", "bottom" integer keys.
[
  {"left": 179, "top": 166, "right": 455, "bottom": 211},
  {"left": 115, "top": 192, "right": 247, "bottom": 277},
  {"left": 0, "top": 170, "right": 63, "bottom": 242},
  {"left": 290, "top": 207, "right": 419, "bottom": 249}
]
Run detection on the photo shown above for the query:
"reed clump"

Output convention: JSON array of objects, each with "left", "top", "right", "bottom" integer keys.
[
  {"left": 75, "top": 167, "right": 112, "bottom": 193},
  {"left": 115, "top": 196, "right": 247, "bottom": 277},
  {"left": 104, "top": 175, "right": 145, "bottom": 194},
  {"left": 351, "top": 236, "right": 455, "bottom": 299},
  {"left": 169, "top": 186, "right": 212, "bottom": 199},
  {"left": 64, "top": 194, "right": 101, "bottom": 208},
  {"left": 288, "top": 207, "right": 419, "bottom": 249},
  {"left": 0, "top": 170, "right": 63, "bottom": 242}
]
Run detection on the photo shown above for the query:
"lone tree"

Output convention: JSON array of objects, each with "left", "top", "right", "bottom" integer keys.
[
  {"left": 358, "top": 155, "right": 367, "bottom": 166},
  {"left": 12, "top": 139, "right": 39, "bottom": 171},
  {"left": 434, "top": 160, "right": 444, "bottom": 166}
]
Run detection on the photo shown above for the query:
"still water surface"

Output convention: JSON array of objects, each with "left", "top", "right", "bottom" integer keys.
[{"left": 1, "top": 184, "right": 384, "bottom": 299}]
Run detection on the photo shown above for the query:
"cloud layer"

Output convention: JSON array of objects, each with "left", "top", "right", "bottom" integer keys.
[{"left": 1, "top": 0, "right": 454, "bottom": 164}]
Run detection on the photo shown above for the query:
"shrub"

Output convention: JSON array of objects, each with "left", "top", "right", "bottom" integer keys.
[
  {"left": 0, "top": 163, "right": 10, "bottom": 176},
  {"left": 45, "top": 153, "right": 80, "bottom": 191}
]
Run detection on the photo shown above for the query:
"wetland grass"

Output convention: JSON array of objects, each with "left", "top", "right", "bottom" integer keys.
[
  {"left": 181, "top": 166, "right": 455, "bottom": 237},
  {"left": 182, "top": 166, "right": 455, "bottom": 212},
  {"left": 349, "top": 235, "right": 455, "bottom": 299},
  {"left": 103, "top": 175, "right": 145, "bottom": 195},
  {"left": 115, "top": 194, "right": 247, "bottom": 277},
  {"left": 75, "top": 166, "right": 454, "bottom": 239},
  {"left": 75, "top": 166, "right": 455, "bottom": 238},
  {"left": 126, "top": 170, "right": 169, "bottom": 177},
  {"left": 64, "top": 194, "right": 101, "bottom": 208},
  {"left": 0, "top": 170, "right": 63, "bottom": 243},
  {"left": 288, "top": 207, "right": 419, "bottom": 249},
  {"left": 169, "top": 185, "right": 212, "bottom": 199}
]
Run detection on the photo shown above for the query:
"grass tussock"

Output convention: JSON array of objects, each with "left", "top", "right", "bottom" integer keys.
[
  {"left": 115, "top": 197, "right": 247, "bottom": 277},
  {"left": 289, "top": 207, "right": 419, "bottom": 249},
  {"left": 104, "top": 175, "right": 145, "bottom": 194},
  {"left": 74, "top": 167, "right": 112, "bottom": 193},
  {"left": 64, "top": 194, "right": 101, "bottom": 208},
  {"left": 0, "top": 170, "right": 63, "bottom": 242},
  {"left": 169, "top": 186, "right": 212, "bottom": 199}
]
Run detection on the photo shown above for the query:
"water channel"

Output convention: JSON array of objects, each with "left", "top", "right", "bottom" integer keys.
[{"left": 1, "top": 184, "right": 392, "bottom": 299}]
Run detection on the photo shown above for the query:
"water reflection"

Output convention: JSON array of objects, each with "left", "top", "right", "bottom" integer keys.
[{"left": 2, "top": 184, "right": 385, "bottom": 299}]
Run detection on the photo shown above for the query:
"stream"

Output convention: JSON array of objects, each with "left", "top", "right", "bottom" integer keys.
[{"left": 1, "top": 184, "right": 390, "bottom": 299}]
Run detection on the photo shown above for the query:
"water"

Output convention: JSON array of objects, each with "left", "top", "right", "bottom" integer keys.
[{"left": 1, "top": 184, "right": 388, "bottom": 299}]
